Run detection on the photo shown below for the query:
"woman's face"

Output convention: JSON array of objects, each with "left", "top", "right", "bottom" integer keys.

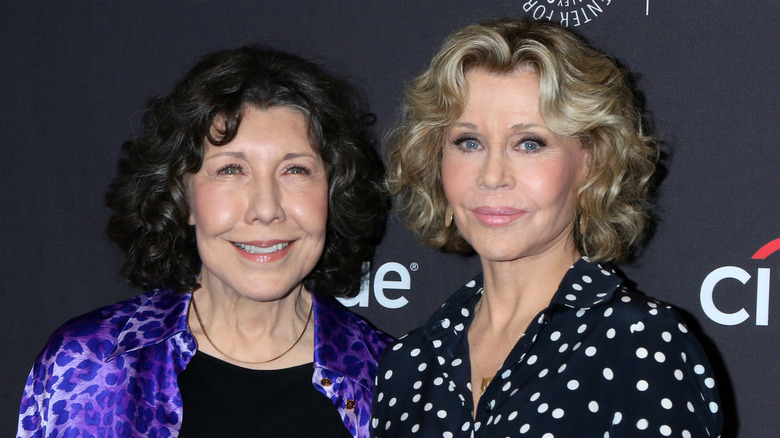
[
  {"left": 186, "top": 106, "right": 328, "bottom": 301},
  {"left": 441, "top": 69, "right": 590, "bottom": 264}
]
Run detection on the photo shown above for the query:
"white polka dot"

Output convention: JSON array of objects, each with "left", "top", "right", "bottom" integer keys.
[
  {"left": 433, "top": 377, "right": 444, "bottom": 386},
  {"left": 392, "top": 342, "right": 404, "bottom": 351},
  {"left": 437, "top": 356, "right": 445, "bottom": 365},
  {"left": 630, "top": 321, "right": 645, "bottom": 332},
  {"left": 709, "top": 402, "right": 719, "bottom": 413},
  {"left": 565, "top": 294, "right": 577, "bottom": 301},
  {"left": 377, "top": 392, "right": 384, "bottom": 402},
  {"left": 678, "top": 322, "right": 688, "bottom": 333},
  {"left": 461, "top": 421, "right": 470, "bottom": 431},
  {"left": 660, "top": 425, "right": 672, "bottom": 436},
  {"left": 372, "top": 418, "right": 378, "bottom": 428},
  {"left": 502, "top": 381, "right": 512, "bottom": 391},
  {"left": 538, "top": 368, "right": 549, "bottom": 378},
  {"left": 558, "top": 364, "right": 567, "bottom": 373},
  {"left": 661, "top": 398, "right": 673, "bottom": 409},
  {"left": 501, "top": 369, "right": 512, "bottom": 379},
  {"left": 573, "top": 342, "right": 581, "bottom": 351},
  {"left": 602, "top": 269, "right": 612, "bottom": 276},
  {"left": 437, "top": 410, "right": 447, "bottom": 418},
  {"left": 412, "top": 394, "right": 421, "bottom": 402},
  {"left": 454, "top": 323, "right": 464, "bottom": 331},
  {"left": 537, "top": 403, "right": 549, "bottom": 413},
  {"left": 567, "top": 380, "right": 580, "bottom": 390},
  {"left": 443, "top": 432, "right": 452, "bottom": 438},
  {"left": 604, "top": 307, "right": 614, "bottom": 317},
  {"left": 508, "top": 411, "right": 518, "bottom": 421},
  {"left": 674, "top": 369, "right": 684, "bottom": 380},
  {"left": 423, "top": 402, "right": 433, "bottom": 411},
  {"left": 411, "top": 424, "right": 419, "bottom": 432},
  {"left": 636, "top": 380, "right": 649, "bottom": 391},
  {"left": 577, "top": 324, "right": 587, "bottom": 333},
  {"left": 461, "top": 308, "right": 470, "bottom": 317},
  {"left": 384, "top": 420, "right": 392, "bottom": 430},
  {"left": 654, "top": 352, "right": 666, "bottom": 363},
  {"left": 401, "top": 412, "right": 408, "bottom": 421},
  {"left": 681, "top": 352, "right": 687, "bottom": 362},
  {"left": 585, "top": 346, "right": 597, "bottom": 357},
  {"left": 682, "top": 431, "right": 692, "bottom": 438},
  {"left": 432, "top": 340, "right": 442, "bottom": 348},
  {"left": 389, "top": 397, "right": 397, "bottom": 406},
  {"left": 662, "top": 331, "right": 672, "bottom": 342},
  {"left": 440, "top": 318, "right": 450, "bottom": 329},
  {"left": 621, "top": 296, "right": 631, "bottom": 303},
  {"left": 694, "top": 364, "right": 705, "bottom": 375},
  {"left": 612, "top": 412, "right": 622, "bottom": 425},
  {"left": 572, "top": 283, "right": 583, "bottom": 291},
  {"left": 384, "top": 370, "right": 393, "bottom": 379},
  {"left": 687, "top": 402, "right": 695, "bottom": 412},
  {"left": 527, "top": 355, "right": 538, "bottom": 365},
  {"left": 413, "top": 381, "right": 422, "bottom": 389},
  {"left": 530, "top": 392, "right": 541, "bottom": 402},
  {"left": 636, "top": 418, "right": 649, "bottom": 430},
  {"left": 558, "top": 343, "right": 569, "bottom": 353},
  {"left": 649, "top": 309, "right": 658, "bottom": 315},
  {"left": 452, "top": 358, "right": 462, "bottom": 366},
  {"left": 410, "top": 348, "right": 420, "bottom": 357},
  {"left": 705, "top": 377, "right": 715, "bottom": 388},
  {"left": 603, "top": 368, "right": 614, "bottom": 380},
  {"left": 519, "top": 424, "right": 530, "bottom": 433},
  {"left": 606, "top": 328, "right": 616, "bottom": 339},
  {"left": 576, "top": 309, "right": 587, "bottom": 317},
  {"left": 418, "top": 363, "right": 427, "bottom": 372},
  {"left": 465, "top": 280, "right": 476, "bottom": 287},
  {"left": 494, "top": 414, "right": 502, "bottom": 424},
  {"left": 542, "top": 434, "right": 554, "bottom": 438},
  {"left": 582, "top": 275, "right": 592, "bottom": 283},
  {"left": 636, "top": 347, "right": 648, "bottom": 359},
  {"left": 588, "top": 401, "right": 599, "bottom": 413},
  {"left": 550, "top": 331, "right": 562, "bottom": 341},
  {"left": 552, "top": 408, "right": 565, "bottom": 419}
]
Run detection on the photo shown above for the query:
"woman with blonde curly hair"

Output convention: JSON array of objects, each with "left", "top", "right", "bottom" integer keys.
[{"left": 372, "top": 19, "right": 723, "bottom": 437}]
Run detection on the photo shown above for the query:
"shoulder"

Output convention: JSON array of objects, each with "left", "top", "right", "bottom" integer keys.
[
  {"left": 35, "top": 292, "right": 154, "bottom": 364},
  {"left": 314, "top": 294, "right": 394, "bottom": 363}
]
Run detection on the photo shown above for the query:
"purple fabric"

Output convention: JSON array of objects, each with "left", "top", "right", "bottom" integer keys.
[{"left": 17, "top": 290, "right": 392, "bottom": 438}]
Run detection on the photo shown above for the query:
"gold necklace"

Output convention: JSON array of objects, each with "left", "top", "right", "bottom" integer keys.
[
  {"left": 190, "top": 292, "right": 312, "bottom": 365},
  {"left": 470, "top": 298, "right": 524, "bottom": 395}
]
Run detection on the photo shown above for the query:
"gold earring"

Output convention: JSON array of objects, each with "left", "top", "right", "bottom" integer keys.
[{"left": 444, "top": 205, "right": 453, "bottom": 228}]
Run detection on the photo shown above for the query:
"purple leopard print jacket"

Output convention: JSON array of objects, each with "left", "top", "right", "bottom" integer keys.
[{"left": 17, "top": 289, "right": 392, "bottom": 438}]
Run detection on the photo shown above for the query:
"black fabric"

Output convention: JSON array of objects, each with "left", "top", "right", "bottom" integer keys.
[{"left": 178, "top": 351, "right": 352, "bottom": 438}]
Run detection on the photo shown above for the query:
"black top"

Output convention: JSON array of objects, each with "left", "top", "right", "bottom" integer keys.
[
  {"left": 179, "top": 351, "right": 352, "bottom": 438},
  {"left": 371, "top": 258, "right": 723, "bottom": 437}
]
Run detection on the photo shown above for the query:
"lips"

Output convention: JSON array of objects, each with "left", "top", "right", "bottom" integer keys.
[
  {"left": 232, "top": 240, "right": 293, "bottom": 262},
  {"left": 233, "top": 241, "right": 289, "bottom": 255},
  {"left": 471, "top": 206, "right": 526, "bottom": 226}
]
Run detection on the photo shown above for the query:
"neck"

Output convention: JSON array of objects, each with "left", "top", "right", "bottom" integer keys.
[{"left": 189, "top": 275, "right": 314, "bottom": 369}]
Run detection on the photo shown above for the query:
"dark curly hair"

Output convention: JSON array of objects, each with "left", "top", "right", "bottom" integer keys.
[{"left": 106, "top": 46, "right": 387, "bottom": 296}]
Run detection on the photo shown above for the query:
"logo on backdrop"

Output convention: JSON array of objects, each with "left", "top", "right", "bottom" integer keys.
[
  {"left": 700, "top": 238, "right": 780, "bottom": 326},
  {"left": 520, "top": 0, "right": 653, "bottom": 27},
  {"left": 338, "top": 261, "right": 418, "bottom": 309},
  {"left": 521, "top": 0, "right": 616, "bottom": 27}
]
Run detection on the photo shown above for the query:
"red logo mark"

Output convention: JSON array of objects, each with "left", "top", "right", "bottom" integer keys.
[{"left": 752, "top": 238, "right": 780, "bottom": 260}]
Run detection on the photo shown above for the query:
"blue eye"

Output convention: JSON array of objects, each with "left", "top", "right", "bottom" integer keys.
[
  {"left": 464, "top": 140, "right": 480, "bottom": 150},
  {"left": 520, "top": 140, "right": 540, "bottom": 152},
  {"left": 454, "top": 136, "right": 482, "bottom": 151},
  {"left": 217, "top": 164, "right": 242, "bottom": 174},
  {"left": 285, "top": 165, "right": 310, "bottom": 175}
]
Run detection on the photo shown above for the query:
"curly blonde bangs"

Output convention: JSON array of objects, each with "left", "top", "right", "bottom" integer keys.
[{"left": 387, "top": 18, "right": 657, "bottom": 263}]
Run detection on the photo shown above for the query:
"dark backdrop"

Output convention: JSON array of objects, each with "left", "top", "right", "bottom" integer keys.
[{"left": 2, "top": 2, "right": 777, "bottom": 436}]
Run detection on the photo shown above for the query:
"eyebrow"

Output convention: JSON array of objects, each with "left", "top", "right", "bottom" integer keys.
[
  {"left": 204, "top": 151, "right": 318, "bottom": 160},
  {"left": 451, "top": 122, "right": 542, "bottom": 130}
]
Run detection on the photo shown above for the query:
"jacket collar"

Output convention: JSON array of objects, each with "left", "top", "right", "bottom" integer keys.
[{"left": 108, "top": 289, "right": 192, "bottom": 360}]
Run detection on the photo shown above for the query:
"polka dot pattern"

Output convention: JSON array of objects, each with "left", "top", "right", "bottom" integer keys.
[{"left": 372, "top": 258, "right": 723, "bottom": 437}]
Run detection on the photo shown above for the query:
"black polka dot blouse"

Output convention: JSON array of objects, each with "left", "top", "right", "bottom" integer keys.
[{"left": 371, "top": 258, "right": 723, "bottom": 437}]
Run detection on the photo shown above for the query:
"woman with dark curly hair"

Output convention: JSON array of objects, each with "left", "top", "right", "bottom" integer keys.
[
  {"left": 372, "top": 19, "right": 723, "bottom": 437},
  {"left": 18, "top": 46, "right": 391, "bottom": 438}
]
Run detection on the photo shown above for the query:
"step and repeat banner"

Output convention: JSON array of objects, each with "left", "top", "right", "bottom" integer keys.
[{"left": 1, "top": 2, "right": 776, "bottom": 436}]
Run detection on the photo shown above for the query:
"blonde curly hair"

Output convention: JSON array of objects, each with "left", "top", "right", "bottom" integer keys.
[{"left": 386, "top": 18, "right": 657, "bottom": 263}]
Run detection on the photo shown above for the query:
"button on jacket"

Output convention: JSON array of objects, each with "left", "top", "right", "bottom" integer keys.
[
  {"left": 18, "top": 289, "right": 391, "bottom": 438},
  {"left": 372, "top": 258, "right": 723, "bottom": 437}
]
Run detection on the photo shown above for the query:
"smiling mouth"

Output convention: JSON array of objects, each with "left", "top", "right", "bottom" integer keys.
[{"left": 233, "top": 242, "right": 290, "bottom": 255}]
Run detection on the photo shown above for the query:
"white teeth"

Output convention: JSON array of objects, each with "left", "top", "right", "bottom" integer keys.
[{"left": 234, "top": 242, "right": 289, "bottom": 254}]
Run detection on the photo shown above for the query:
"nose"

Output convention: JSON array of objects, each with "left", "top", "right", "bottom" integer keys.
[
  {"left": 477, "top": 149, "right": 514, "bottom": 190},
  {"left": 244, "top": 175, "right": 285, "bottom": 224}
]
